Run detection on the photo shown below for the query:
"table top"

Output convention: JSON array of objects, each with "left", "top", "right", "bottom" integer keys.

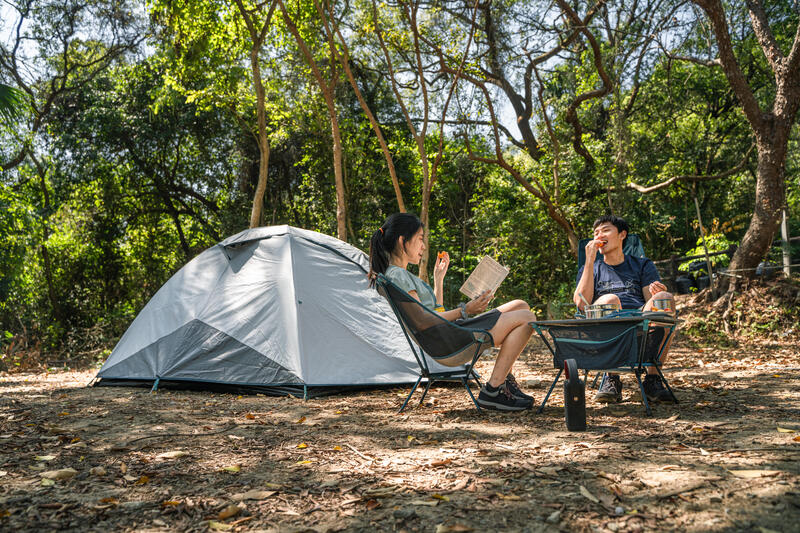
[{"left": 530, "top": 311, "right": 677, "bottom": 328}]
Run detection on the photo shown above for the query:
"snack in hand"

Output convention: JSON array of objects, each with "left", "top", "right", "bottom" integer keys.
[
  {"left": 437, "top": 251, "right": 446, "bottom": 260},
  {"left": 597, "top": 241, "right": 605, "bottom": 247}
]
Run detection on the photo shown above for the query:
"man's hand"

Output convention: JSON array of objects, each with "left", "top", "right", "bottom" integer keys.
[
  {"left": 585, "top": 239, "right": 604, "bottom": 262},
  {"left": 465, "top": 290, "right": 492, "bottom": 315},
  {"left": 648, "top": 281, "right": 668, "bottom": 295}
]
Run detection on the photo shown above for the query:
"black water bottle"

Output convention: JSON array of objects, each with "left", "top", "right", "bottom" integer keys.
[{"left": 564, "top": 359, "right": 586, "bottom": 431}]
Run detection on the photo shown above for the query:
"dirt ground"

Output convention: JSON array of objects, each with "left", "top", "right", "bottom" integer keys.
[{"left": 1, "top": 335, "right": 799, "bottom": 533}]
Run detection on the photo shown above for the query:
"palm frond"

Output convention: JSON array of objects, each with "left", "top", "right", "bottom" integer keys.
[{"left": 0, "top": 83, "right": 27, "bottom": 123}]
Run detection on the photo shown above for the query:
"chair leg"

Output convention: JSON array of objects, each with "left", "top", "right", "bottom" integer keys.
[
  {"left": 417, "top": 379, "right": 433, "bottom": 407},
  {"left": 591, "top": 372, "right": 601, "bottom": 389},
  {"left": 398, "top": 376, "right": 423, "bottom": 413},
  {"left": 634, "top": 370, "right": 653, "bottom": 416},
  {"left": 537, "top": 368, "right": 562, "bottom": 414},
  {"left": 462, "top": 376, "right": 482, "bottom": 412},
  {"left": 655, "top": 365, "right": 679, "bottom": 403},
  {"left": 470, "top": 369, "right": 483, "bottom": 389}
]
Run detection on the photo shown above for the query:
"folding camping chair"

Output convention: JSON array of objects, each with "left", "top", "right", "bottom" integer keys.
[
  {"left": 376, "top": 274, "right": 493, "bottom": 412},
  {"left": 531, "top": 313, "right": 678, "bottom": 416}
]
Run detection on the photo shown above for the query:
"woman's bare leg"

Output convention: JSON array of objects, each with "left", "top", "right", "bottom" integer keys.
[{"left": 486, "top": 309, "right": 537, "bottom": 387}]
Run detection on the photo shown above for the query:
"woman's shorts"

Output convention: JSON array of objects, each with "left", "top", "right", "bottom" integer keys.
[{"left": 454, "top": 309, "right": 501, "bottom": 331}]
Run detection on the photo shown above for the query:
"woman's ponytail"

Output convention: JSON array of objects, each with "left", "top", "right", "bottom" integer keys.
[{"left": 368, "top": 227, "right": 390, "bottom": 287}]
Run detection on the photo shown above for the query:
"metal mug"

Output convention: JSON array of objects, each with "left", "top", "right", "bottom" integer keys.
[
  {"left": 584, "top": 303, "right": 621, "bottom": 319},
  {"left": 651, "top": 298, "right": 674, "bottom": 314}
]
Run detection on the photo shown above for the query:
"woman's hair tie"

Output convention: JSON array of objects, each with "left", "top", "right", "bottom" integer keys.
[{"left": 379, "top": 227, "right": 384, "bottom": 234}]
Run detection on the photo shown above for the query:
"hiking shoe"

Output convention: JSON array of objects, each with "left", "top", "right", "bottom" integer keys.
[
  {"left": 595, "top": 373, "right": 623, "bottom": 403},
  {"left": 477, "top": 382, "right": 532, "bottom": 411},
  {"left": 643, "top": 374, "right": 675, "bottom": 403},
  {"left": 504, "top": 373, "right": 534, "bottom": 403}
]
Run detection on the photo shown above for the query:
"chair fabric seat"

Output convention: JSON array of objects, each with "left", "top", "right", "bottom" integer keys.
[{"left": 376, "top": 274, "right": 492, "bottom": 411}]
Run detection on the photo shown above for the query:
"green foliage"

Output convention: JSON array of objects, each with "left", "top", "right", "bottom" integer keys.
[{"left": 678, "top": 232, "right": 738, "bottom": 272}]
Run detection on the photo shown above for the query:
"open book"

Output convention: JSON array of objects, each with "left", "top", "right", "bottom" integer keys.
[{"left": 459, "top": 256, "right": 509, "bottom": 300}]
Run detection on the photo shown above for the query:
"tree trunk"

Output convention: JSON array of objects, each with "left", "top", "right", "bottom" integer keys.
[
  {"left": 323, "top": 87, "right": 347, "bottom": 242},
  {"left": 248, "top": 45, "right": 271, "bottom": 229},
  {"left": 724, "top": 126, "right": 789, "bottom": 290}
]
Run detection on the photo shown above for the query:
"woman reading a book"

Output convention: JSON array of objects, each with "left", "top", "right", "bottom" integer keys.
[{"left": 368, "top": 213, "right": 537, "bottom": 411}]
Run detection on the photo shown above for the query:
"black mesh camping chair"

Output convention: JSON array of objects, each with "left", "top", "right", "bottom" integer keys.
[{"left": 376, "top": 274, "right": 494, "bottom": 412}]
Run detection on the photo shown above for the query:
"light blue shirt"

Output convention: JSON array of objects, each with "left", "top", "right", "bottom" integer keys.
[{"left": 384, "top": 265, "right": 438, "bottom": 309}]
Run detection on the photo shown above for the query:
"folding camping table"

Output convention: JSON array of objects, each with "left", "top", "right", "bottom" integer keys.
[{"left": 530, "top": 312, "right": 678, "bottom": 416}]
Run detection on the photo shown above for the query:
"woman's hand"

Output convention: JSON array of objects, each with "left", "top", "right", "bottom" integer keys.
[
  {"left": 465, "top": 290, "right": 492, "bottom": 315},
  {"left": 433, "top": 251, "right": 449, "bottom": 286}
]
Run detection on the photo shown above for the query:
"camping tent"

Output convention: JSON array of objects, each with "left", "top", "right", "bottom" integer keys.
[{"left": 96, "top": 225, "right": 450, "bottom": 396}]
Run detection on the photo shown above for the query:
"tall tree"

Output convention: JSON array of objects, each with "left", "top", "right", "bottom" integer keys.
[
  {"left": 277, "top": 0, "right": 348, "bottom": 241},
  {"left": 685, "top": 0, "right": 800, "bottom": 290}
]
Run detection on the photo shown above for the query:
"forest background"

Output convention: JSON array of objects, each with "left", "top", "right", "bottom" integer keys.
[{"left": 1, "top": 0, "right": 799, "bottom": 367}]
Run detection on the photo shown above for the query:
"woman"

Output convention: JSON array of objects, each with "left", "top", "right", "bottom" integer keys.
[{"left": 369, "top": 213, "right": 537, "bottom": 411}]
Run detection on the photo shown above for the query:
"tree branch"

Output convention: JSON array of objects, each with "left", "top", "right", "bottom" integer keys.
[
  {"left": 625, "top": 143, "right": 755, "bottom": 193},
  {"left": 744, "top": 0, "right": 785, "bottom": 73}
]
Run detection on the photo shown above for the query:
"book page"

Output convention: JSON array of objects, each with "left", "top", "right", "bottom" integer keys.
[{"left": 459, "top": 256, "right": 509, "bottom": 300}]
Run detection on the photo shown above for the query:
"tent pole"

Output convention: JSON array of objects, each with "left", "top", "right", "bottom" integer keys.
[{"left": 692, "top": 186, "right": 716, "bottom": 299}]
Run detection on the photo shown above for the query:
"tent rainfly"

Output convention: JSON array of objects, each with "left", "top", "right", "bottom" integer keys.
[{"left": 95, "top": 225, "right": 453, "bottom": 396}]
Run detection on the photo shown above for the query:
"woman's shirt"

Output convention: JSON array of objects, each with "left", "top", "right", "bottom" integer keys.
[{"left": 384, "top": 265, "right": 437, "bottom": 309}]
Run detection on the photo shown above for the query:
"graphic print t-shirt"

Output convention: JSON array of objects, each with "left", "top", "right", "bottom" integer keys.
[{"left": 575, "top": 255, "right": 661, "bottom": 309}]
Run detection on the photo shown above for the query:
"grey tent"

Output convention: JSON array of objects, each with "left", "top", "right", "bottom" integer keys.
[{"left": 96, "top": 225, "right": 454, "bottom": 396}]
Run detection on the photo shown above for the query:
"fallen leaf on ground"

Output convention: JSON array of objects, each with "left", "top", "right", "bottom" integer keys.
[
  {"left": 207, "top": 520, "right": 232, "bottom": 531},
  {"left": 135, "top": 475, "right": 149, "bottom": 485},
  {"left": 245, "top": 413, "right": 255, "bottom": 420},
  {"left": 297, "top": 443, "right": 308, "bottom": 449},
  {"left": 217, "top": 504, "right": 241, "bottom": 520},
  {"left": 120, "top": 463, "right": 127, "bottom": 474},
  {"left": 41, "top": 468, "right": 77, "bottom": 481},
  {"left": 793, "top": 436, "right": 800, "bottom": 442},
  {"left": 222, "top": 465, "right": 240, "bottom": 473},
  {"left": 232, "top": 490, "right": 276, "bottom": 501},
  {"left": 333, "top": 446, "right": 342, "bottom": 451},
  {"left": 432, "top": 493, "right": 450, "bottom": 501},
  {"left": 34, "top": 455, "right": 56, "bottom": 461},
  {"left": 579, "top": 485, "right": 599, "bottom": 503},
  {"left": 365, "top": 498, "right": 380, "bottom": 510},
  {"left": 435, "top": 524, "right": 473, "bottom": 533},
  {"left": 410, "top": 499, "right": 439, "bottom": 506},
  {"left": 161, "top": 500, "right": 181, "bottom": 506},
  {"left": 776, "top": 427, "right": 795, "bottom": 433},
  {"left": 89, "top": 466, "right": 106, "bottom": 476},
  {"left": 430, "top": 458, "right": 452, "bottom": 467},
  {"left": 728, "top": 470, "right": 781, "bottom": 478},
  {"left": 296, "top": 460, "right": 313, "bottom": 465},
  {"left": 156, "top": 450, "right": 188, "bottom": 459},
  {"left": 295, "top": 416, "right": 306, "bottom": 424}
]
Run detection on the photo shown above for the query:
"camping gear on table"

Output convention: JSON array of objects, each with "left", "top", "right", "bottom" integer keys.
[
  {"left": 530, "top": 312, "right": 678, "bottom": 416},
  {"left": 95, "top": 225, "right": 432, "bottom": 397},
  {"left": 563, "top": 359, "right": 586, "bottom": 431},
  {"left": 375, "top": 274, "right": 492, "bottom": 412},
  {"left": 584, "top": 303, "right": 621, "bottom": 319}
]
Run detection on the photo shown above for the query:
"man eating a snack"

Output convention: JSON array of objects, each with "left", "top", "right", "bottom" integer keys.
[{"left": 573, "top": 215, "right": 675, "bottom": 404}]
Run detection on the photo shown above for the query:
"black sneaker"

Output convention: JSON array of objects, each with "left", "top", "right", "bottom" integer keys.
[
  {"left": 477, "top": 382, "right": 532, "bottom": 411},
  {"left": 595, "top": 373, "right": 623, "bottom": 403},
  {"left": 643, "top": 374, "right": 675, "bottom": 403},
  {"left": 504, "top": 374, "right": 534, "bottom": 403}
]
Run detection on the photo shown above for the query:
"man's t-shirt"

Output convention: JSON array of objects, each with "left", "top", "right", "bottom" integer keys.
[{"left": 575, "top": 255, "right": 661, "bottom": 309}]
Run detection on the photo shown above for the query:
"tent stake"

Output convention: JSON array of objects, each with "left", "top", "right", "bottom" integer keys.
[{"left": 151, "top": 377, "right": 160, "bottom": 393}]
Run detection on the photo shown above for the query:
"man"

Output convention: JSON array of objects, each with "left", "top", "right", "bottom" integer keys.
[{"left": 574, "top": 215, "right": 675, "bottom": 403}]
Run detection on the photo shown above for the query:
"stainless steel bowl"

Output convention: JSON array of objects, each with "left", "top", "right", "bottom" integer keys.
[
  {"left": 651, "top": 298, "right": 674, "bottom": 314},
  {"left": 584, "top": 303, "right": 621, "bottom": 319}
]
